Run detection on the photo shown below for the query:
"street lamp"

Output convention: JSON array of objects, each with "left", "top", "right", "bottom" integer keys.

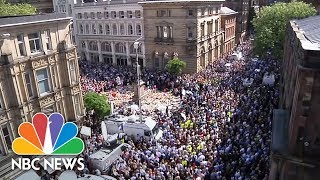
[{"left": 133, "top": 41, "right": 142, "bottom": 123}]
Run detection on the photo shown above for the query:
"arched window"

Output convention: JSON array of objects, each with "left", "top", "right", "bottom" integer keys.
[
  {"left": 200, "top": 47, "right": 205, "bottom": 67},
  {"left": 120, "top": 24, "right": 125, "bottom": 35},
  {"left": 98, "top": 24, "right": 103, "bottom": 34},
  {"left": 92, "top": 24, "right": 97, "bottom": 34},
  {"left": 115, "top": 43, "right": 126, "bottom": 53},
  {"left": 101, "top": 42, "right": 112, "bottom": 52},
  {"left": 88, "top": 41, "right": 98, "bottom": 51},
  {"left": 136, "top": 24, "right": 142, "bottom": 35},
  {"left": 79, "top": 24, "right": 84, "bottom": 34},
  {"left": 85, "top": 24, "right": 89, "bottom": 34},
  {"left": 128, "top": 24, "right": 133, "bottom": 35},
  {"left": 113, "top": 24, "right": 117, "bottom": 35},
  {"left": 105, "top": 24, "right": 110, "bottom": 34}
]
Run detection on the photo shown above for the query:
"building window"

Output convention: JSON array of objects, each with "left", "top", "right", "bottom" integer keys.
[
  {"left": 28, "top": 32, "right": 42, "bottom": 53},
  {"left": 69, "top": 60, "right": 77, "bottom": 84},
  {"left": 201, "top": 8, "right": 205, "bottom": 16},
  {"left": 85, "top": 24, "right": 90, "bottom": 34},
  {"left": 127, "top": 11, "right": 133, "bottom": 18},
  {"left": 88, "top": 41, "right": 98, "bottom": 51},
  {"left": 103, "top": 54, "right": 113, "bottom": 64},
  {"left": 79, "top": 24, "right": 84, "bottom": 34},
  {"left": 44, "top": 30, "right": 52, "bottom": 50},
  {"left": 128, "top": 24, "right": 133, "bottom": 35},
  {"left": 17, "top": 34, "right": 26, "bottom": 56},
  {"left": 36, "top": 68, "right": 51, "bottom": 96},
  {"left": 157, "top": 9, "right": 170, "bottom": 17},
  {"left": 2, "top": 125, "right": 13, "bottom": 150},
  {"left": 105, "top": 24, "right": 110, "bottom": 34},
  {"left": 101, "top": 42, "right": 112, "bottom": 52},
  {"left": 135, "top": 10, "right": 141, "bottom": 18},
  {"left": 187, "top": 27, "right": 193, "bottom": 39},
  {"left": 90, "top": 12, "right": 95, "bottom": 19},
  {"left": 97, "top": 12, "right": 102, "bottom": 19},
  {"left": 136, "top": 24, "right": 142, "bottom": 35},
  {"left": 119, "top": 11, "right": 125, "bottom": 18},
  {"left": 74, "top": 95, "right": 81, "bottom": 116},
  {"left": 201, "top": 23, "right": 205, "bottom": 36},
  {"left": 24, "top": 73, "right": 34, "bottom": 98},
  {"left": 111, "top": 11, "right": 116, "bottom": 18},
  {"left": 84, "top": 12, "right": 88, "bottom": 19},
  {"left": 113, "top": 24, "right": 117, "bottom": 35},
  {"left": 188, "top": 9, "right": 194, "bottom": 16},
  {"left": 77, "top": 13, "right": 82, "bottom": 19},
  {"left": 104, "top": 11, "right": 109, "bottom": 19},
  {"left": 156, "top": 26, "right": 173, "bottom": 39},
  {"left": 115, "top": 43, "right": 126, "bottom": 53},
  {"left": 154, "top": 57, "right": 160, "bottom": 67},
  {"left": 99, "top": 24, "right": 103, "bottom": 34},
  {"left": 120, "top": 24, "right": 125, "bottom": 35},
  {"left": 92, "top": 24, "right": 97, "bottom": 34},
  {"left": 208, "top": 7, "right": 213, "bottom": 15}
]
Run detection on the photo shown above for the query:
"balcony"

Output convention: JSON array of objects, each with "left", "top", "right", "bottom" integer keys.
[{"left": 154, "top": 37, "right": 174, "bottom": 44}]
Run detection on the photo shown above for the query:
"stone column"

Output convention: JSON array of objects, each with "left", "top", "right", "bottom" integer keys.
[
  {"left": 111, "top": 41, "right": 116, "bottom": 65},
  {"left": 97, "top": 41, "right": 102, "bottom": 62},
  {"left": 84, "top": 40, "right": 89, "bottom": 61},
  {"left": 126, "top": 41, "right": 131, "bottom": 66}
]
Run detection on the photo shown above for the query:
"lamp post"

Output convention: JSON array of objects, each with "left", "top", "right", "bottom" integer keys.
[{"left": 133, "top": 41, "right": 142, "bottom": 123}]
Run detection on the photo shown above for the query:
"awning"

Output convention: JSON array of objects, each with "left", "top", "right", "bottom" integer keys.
[
  {"left": 58, "top": 170, "right": 77, "bottom": 180},
  {"left": 15, "top": 170, "right": 40, "bottom": 180}
]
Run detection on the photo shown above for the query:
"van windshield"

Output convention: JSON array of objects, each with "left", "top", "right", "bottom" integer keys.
[{"left": 152, "top": 124, "right": 159, "bottom": 136}]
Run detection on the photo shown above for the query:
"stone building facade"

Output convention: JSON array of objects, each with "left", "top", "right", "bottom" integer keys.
[
  {"left": 270, "top": 15, "right": 320, "bottom": 180},
  {"left": 0, "top": 13, "right": 84, "bottom": 179},
  {"left": 140, "top": 0, "right": 225, "bottom": 73},
  {"left": 220, "top": 7, "right": 237, "bottom": 55},
  {"left": 73, "top": 0, "right": 145, "bottom": 66},
  {"left": 224, "top": 0, "right": 249, "bottom": 44}
]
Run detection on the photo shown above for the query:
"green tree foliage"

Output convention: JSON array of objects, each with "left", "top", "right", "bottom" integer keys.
[
  {"left": 0, "top": 0, "right": 36, "bottom": 16},
  {"left": 84, "top": 92, "right": 111, "bottom": 119},
  {"left": 252, "top": 2, "right": 316, "bottom": 58},
  {"left": 165, "top": 57, "right": 186, "bottom": 75}
]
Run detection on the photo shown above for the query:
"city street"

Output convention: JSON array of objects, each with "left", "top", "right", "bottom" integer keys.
[{"left": 79, "top": 40, "right": 279, "bottom": 179}]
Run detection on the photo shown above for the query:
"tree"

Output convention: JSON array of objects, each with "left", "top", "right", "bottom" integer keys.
[
  {"left": 0, "top": 0, "right": 36, "bottom": 17},
  {"left": 252, "top": 1, "right": 316, "bottom": 58},
  {"left": 83, "top": 92, "right": 111, "bottom": 120},
  {"left": 165, "top": 57, "right": 186, "bottom": 75}
]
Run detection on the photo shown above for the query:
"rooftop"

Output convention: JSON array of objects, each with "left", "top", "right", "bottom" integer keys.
[
  {"left": 0, "top": 13, "right": 71, "bottom": 28},
  {"left": 220, "top": 7, "right": 237, "bottom": 15},
  {"left": 291, "top": 15, "right": 320, "bottom": 51},
  {"left": 139, "top": 0, "right": 224, "bottom": 4}
]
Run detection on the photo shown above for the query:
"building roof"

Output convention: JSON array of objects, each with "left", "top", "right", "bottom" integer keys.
[
  {"left": 291, "top": 15, "right": 320, "bottom": 51},
  {"left": 220, "top": 7, "right": 237, "bottom": 15},
  {"left": 0, "top": 13, "right": 71, "bottom": 28},
  {"left": 139, "top": 0, "right": 224, "bottom": 4}
]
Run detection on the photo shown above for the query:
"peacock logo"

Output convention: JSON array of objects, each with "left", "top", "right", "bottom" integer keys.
[{"left": 12, "top": 113, "right": 84, "bottom": 155}]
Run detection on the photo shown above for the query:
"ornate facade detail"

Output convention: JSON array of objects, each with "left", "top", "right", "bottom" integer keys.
[
  {"left": 67, "top": 51, "right": 76, "bottom": 60},
  {"left": 32, "top": 58, "right": 48, "bottom": 69},
  {"left": 55, "top": 93, "right": 62, "bottom": 101},
  {"left": 48, "top": 55, "right": 56, "bottom": 64},
  {"left": 39, "top": 95, "right": 55, "bottom": 107},
  {"left": 0, "top": 113, "right": 7, "bottom": 121},
  {"left": 19, "top": 63, "right": 26, "bottom": 72},
  {"left": 72, "top": 85, "right": 80, "bottom": 93}
]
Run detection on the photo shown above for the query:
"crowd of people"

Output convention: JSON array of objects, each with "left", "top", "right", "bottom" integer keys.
[{"left": 78, "top": 40, "right": 279, "bottom": 180}]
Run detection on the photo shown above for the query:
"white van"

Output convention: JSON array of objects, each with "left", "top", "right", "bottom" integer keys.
[{"left": 104, "top": 114, "right": 163, "bottom": 141}]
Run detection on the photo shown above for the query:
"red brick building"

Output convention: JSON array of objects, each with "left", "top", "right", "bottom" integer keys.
[
  {"left": 220, "top": 7, "right": 237, "bottom": 55},
  {"left": 270, "top": 15, "right": 320, "bottom": 180},
  {"left": 224, "top": 0, "right": 250, "bottom": 44}
]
